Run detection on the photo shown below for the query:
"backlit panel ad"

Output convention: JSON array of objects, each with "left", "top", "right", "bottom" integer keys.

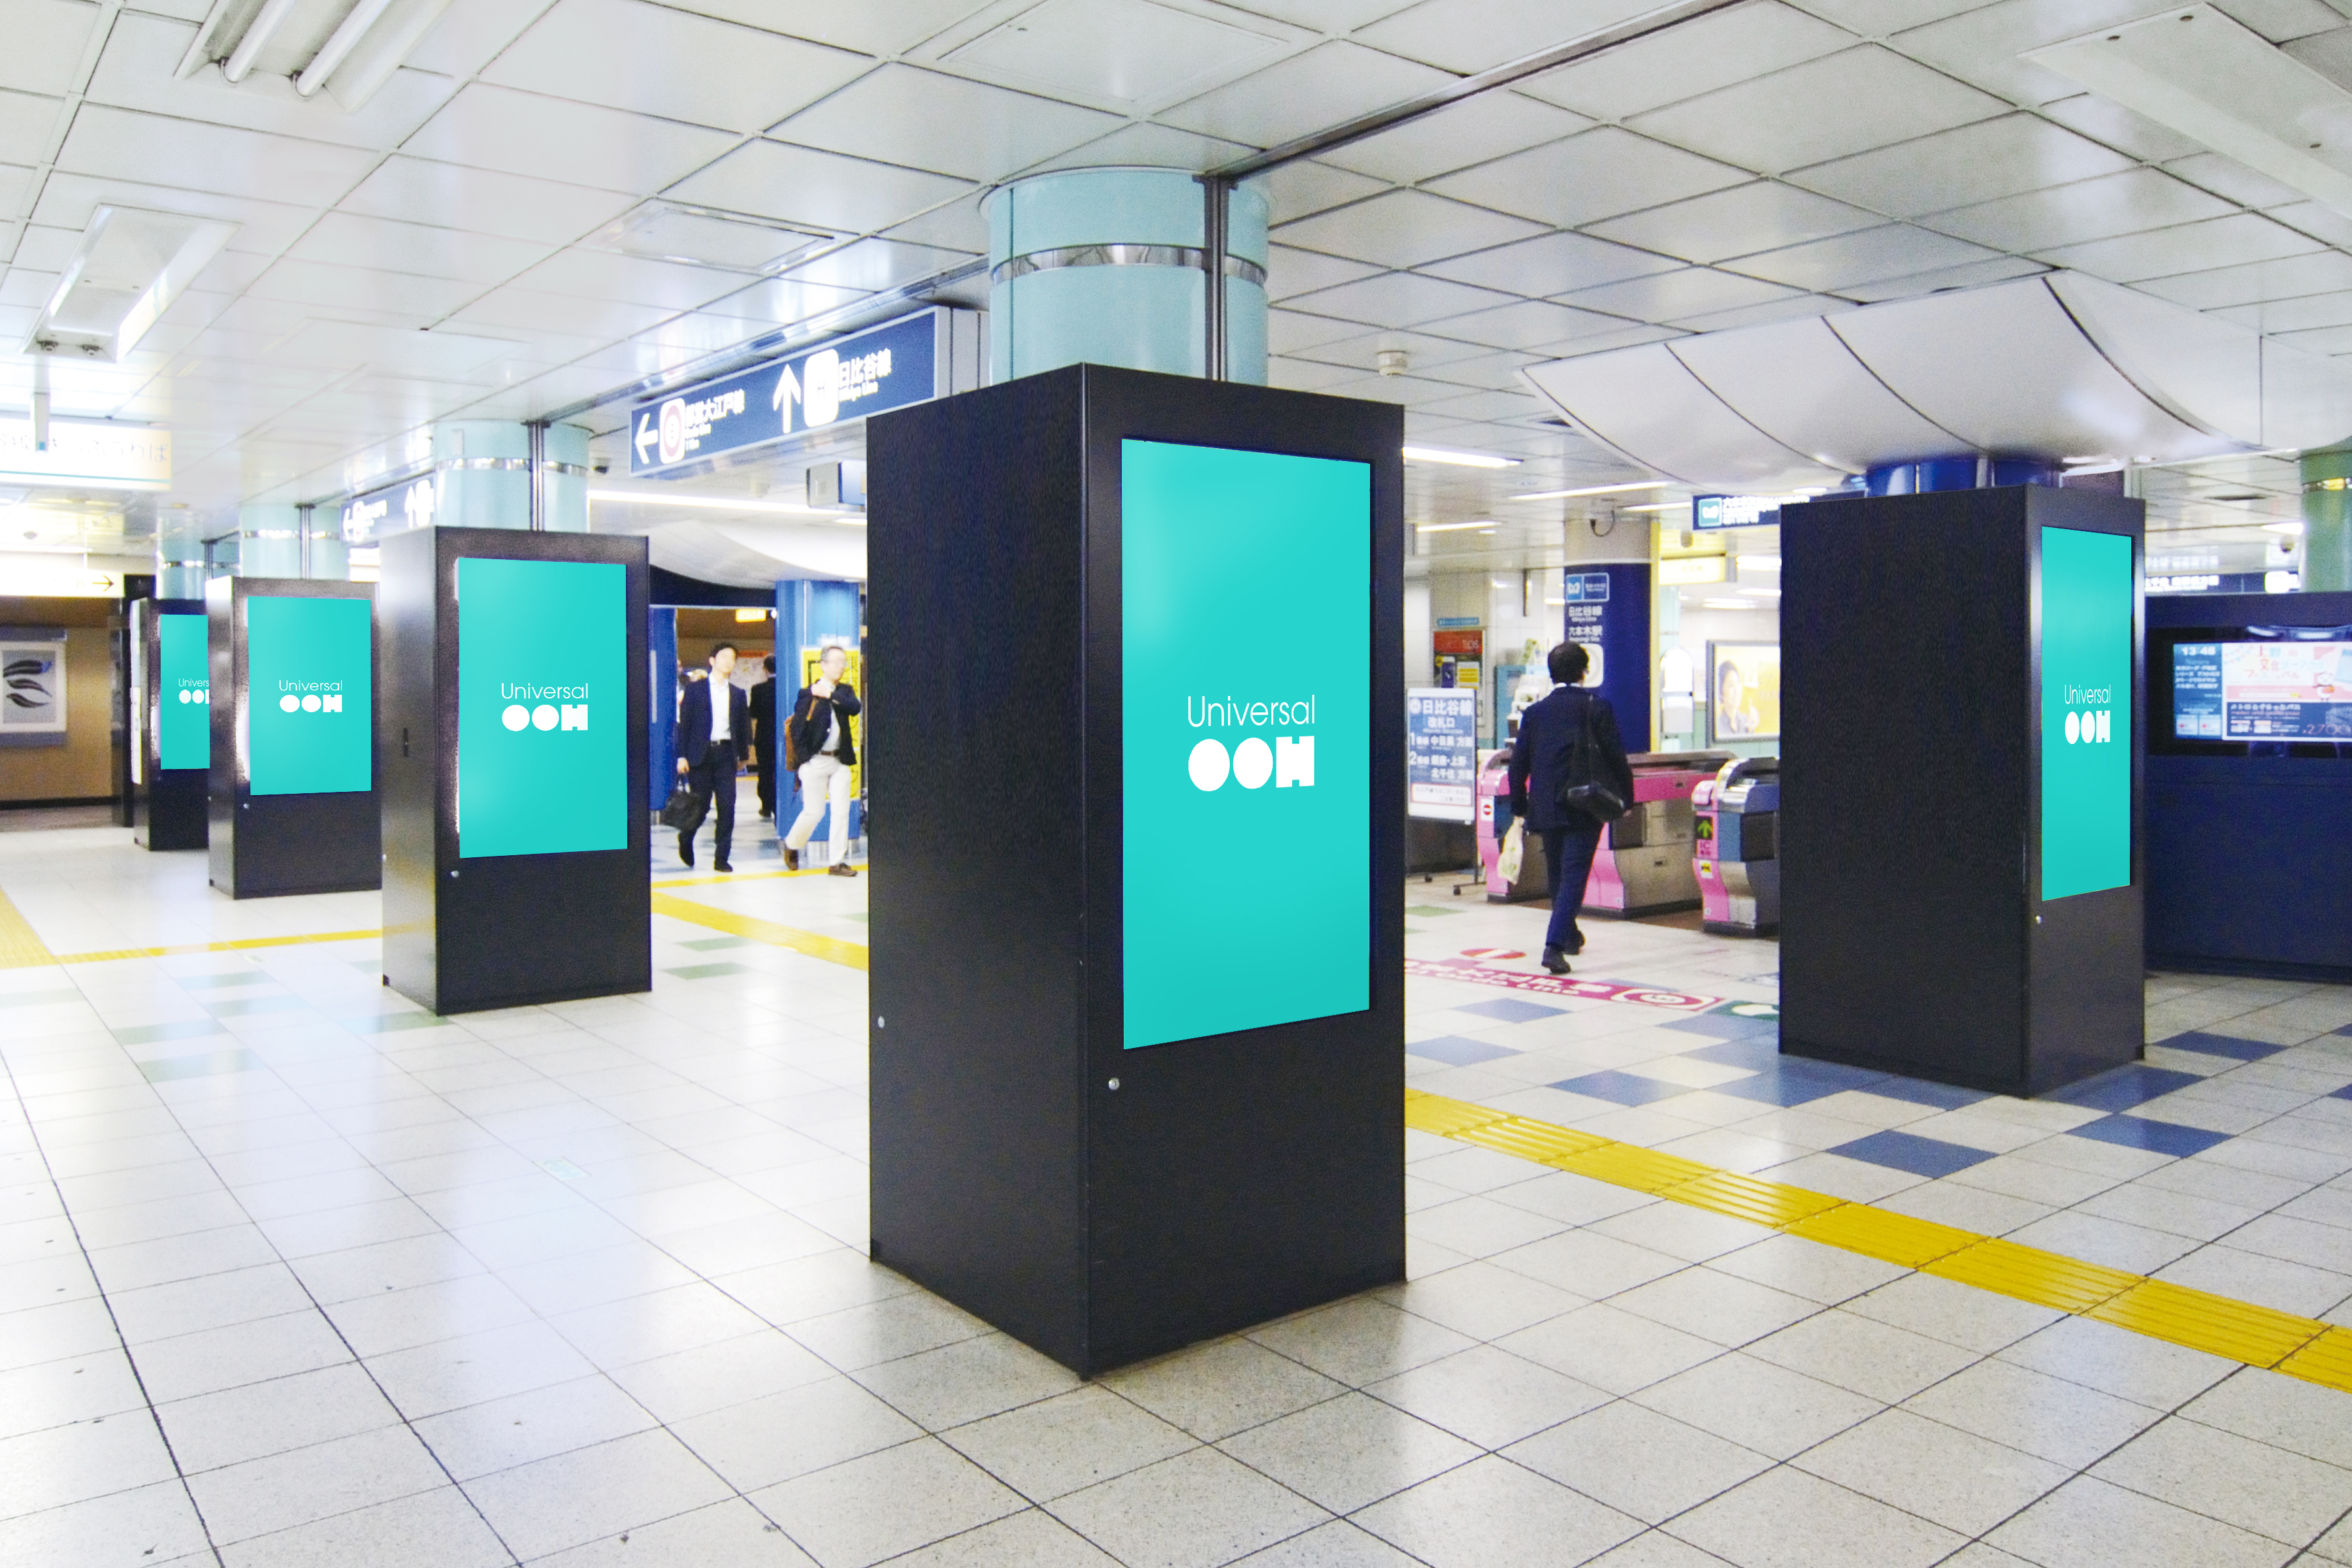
[
  {"left": 2172, "top": 640, "right": 2352, "bottom": 740},
  {"left": 1122, "top": 440, "right": 1371, "bottom": 1049},
  {"left": 248, "top": 596, "right": 372, "bottom": 796},
  {"left": 457, "top": 558, "right": 626, "bottom": 858},
  {"left": 2040, "top": 527, "right": 2134, "bottom": 900},
  {"left": 157, "top": 612, "right": 209, "bottom": 770}
]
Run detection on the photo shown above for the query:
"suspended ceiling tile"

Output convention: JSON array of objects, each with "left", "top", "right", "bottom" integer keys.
[
  {"left": 1264, "top": 244, "right": 1385, "bottom": 301},
  {"left": 1420, "top": 346, "right": 1548, "bottom": 389},
  {"left": 1246, "top": 161, "right": 1392, "bottom": 225},
  {"left": 2160, "top": 152, "right": 2307, "bottom": 210},
  {"left": 666, "top": 0, "right": 993, "bottom": 56},
  {"left": 1667, "top": 291, "right": 1854, "bottom": 332},
  {"left": 405, "top": 0, "right": 553, "bottom": 79},
  {"left": 340, "top": 158, "right": 636, "bottom": 247},
  {"left": 1557, "top": 266, "right": 1801, "bottom": 322},
  {"left": 1158, "top": 41, "right": 1454, "bottom": 150},
  {"left": 1584, "top": 182, "right": 1881, "bottom": 265},
  {"left": 1267, "top": 307, "right": 1371, "bottom": 355},
  {"left": 1795, "top": 0, "right": 1997, "bottom": 30},
  {"left": 1785, "top": 113, "right": 2134, "bottom": 218},
  {"left": 879, "top": 191, "right": 989, "bottom": 253},
  {"left": 778, "top": 238, "right": 977, "bottom": 292},
  {"left": 1282, "top": 269, "right": 1524, "bottom": 327},
  {"left": 286, "top": 214, "right": 557, "bottom": 287},
  {"left": 510, "top": 249, "right": 762, "bottom": 313},
  {"left": 484, "top": 0, "right": 874, "bottom": 135},
  {"left": 692, "top": 276, "right": 872, "bottom": 323},
  {"left": 1274, "top": 189, "right": 1546, "bottom": 269},
  {"left": 2267, "top": 201, "right": 2352, "bottom": 249},
  {"left": 2270, "top": 322, "right": 2352, "bottom": 354},
  {"left": 2131, "top": 250, "right": 2352, "bottom": 308},
  {"left": 1629, "top": 46, "right": 2008, "bottom": 175},
  {"left": 403, "top": 84, "right": 738, "bottom": 196},
  {"left": 33, "top": 172, "right": 315, "bottom": 254},
  {"left": 1418, "top": 230, "right": 1681, "bottom": 297},
  {"left": 1350, "top": 0, "right": 1665, "bottom": 74},
  {"left": 2287, "top": 18, "right": 2352, "bottom": 81},
  {"left": 0, "top": 0, "right": 101, "bottom": 96},
  {"left": 1895, "top": 0, "right": 2170, "bottom": 107},
  {"left": 2213, "top": 0, "right": 2344, "bottom": 43},
  {"left": 0, "top": 163, "right": 35, "bottom": 224},
  {"left": 668, "top": 141, "right": 973, "bottom": 236},
  {"left": 2035, "top": 214, "right": 2326, "bottom": 284},
  {"left": 1421, "top": 298, "right": 1642, "bottom": 351},
  {"left": 1320, "top": 91, "right": 1591, "bottom": 184},
  {"left": 1222, "top": 0, "right": 1420, "bottom": 28},
  {"left": 449, "top": 286, "right": 682, "bottom": 341},
  {"left": 1517, "top": 1, "right": 1856, "bottom": 122},
  {"left": 1414, "top": 387, "right": 1547, "bottom": 423},
  {"left": 1034, "top": 122, "right": 1254, "bottom": 176},
  {"left": 1835, "top": 254, "right": 2048, "bottom": 302},
  {"left": 1311, "top": 368, "right": 1477, "bottom": 405},
  {"left": 54, "top": 105, "right": 375, "bottom": 208},
  {"left": 2034, "top": 93, "right": 2206, "bottom": 162},
  {"left": 939, "top": 0, "right": 1294, "bottom": 110},
  {"left": 768, "top": 63, "right": 1121, "bottom": 183},
  {"left": 1720, "top": 223, "right": 2006, "bottom": 292},
  {"left": 1426, "top": 127, "right": 1749, "bottom": 229},
  {"left": 242, "top": 259, "right": 486, "bottom": 323},
  {"left": 1288, "top": 326, "right": 1495, "bottom": 372},
  {"left": 1921, "top": 167, "right": 2236, "bottom": 253},
  {"left": 0, "top": 266, "right": 54, "bottom": 308},
  {"left": 268, "top": 321, "right": 533, "bottom": 380},
  {"left": 2212, "top": 290, "right": 2352, "bottom": 333}
]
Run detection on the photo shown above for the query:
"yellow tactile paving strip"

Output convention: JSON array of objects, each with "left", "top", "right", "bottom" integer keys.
[
  {"left": 50, "top": 928, "right": 385, "bottom": 965},
  {"left": 1405, "top": 1087, "right": 2352, "bottom": 1396},
  {"left": 0, "top": 885, "right": 52, "bottom": 969},
  {"left": 646, "top": 892, "right": 868, "bottom": 970}
]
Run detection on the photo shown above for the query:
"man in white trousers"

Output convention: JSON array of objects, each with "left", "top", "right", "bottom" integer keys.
[{"left": 783, "top": 645, "right": 862, "bottom": 876}]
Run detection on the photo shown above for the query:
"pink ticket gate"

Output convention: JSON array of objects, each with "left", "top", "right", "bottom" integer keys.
[
  {"left": 1584, "top": 751, "right": 1729, "bottom": 919},
  {"left": 1694, "top": 757, "right": 1781, "bottom": 937}
]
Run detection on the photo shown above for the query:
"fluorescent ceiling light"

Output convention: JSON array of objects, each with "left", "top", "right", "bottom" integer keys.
[
  {"left": 26, "top": 206, "right": 236, "bottom": 361},
  {"left": 1738, "top": 555, "right": 1783, "bottom": 571},
  {"left": 2029, "top": 7, "right": 2352, "bottom": 220},
  {"left": 732, "top": 608, "right": 773, "bottom": 623},
  {"left": 1403, "top": 446, "right": 1520, "bottom": 468},
  {"left": 178, "top": 0, "right": 455, "bottom": 111},
  {"left": 1414, "top": 520, "right": 1497, "bottom": 532},
  {"left": 1509, "top": 481, "right": 1669, "bottom": 500},
  {"left": 2264, "top": 521, "right": 2306, "bottom": 533},
  {"left": 1621, "top": 502, "right": 1689, "bottom": 513},
  {"left": 1702, "top": 598, "right": 1758, "bottom": 608},
  {"left": 588, "top": 489, "right": 832, "bottom": 516}
]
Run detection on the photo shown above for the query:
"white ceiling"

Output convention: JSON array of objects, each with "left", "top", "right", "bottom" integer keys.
[{"left": 3, "top": 0, "right": 2352, "bottom": 555}]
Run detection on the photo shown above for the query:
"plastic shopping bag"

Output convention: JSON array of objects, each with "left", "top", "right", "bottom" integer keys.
[{"left": 1496, "top": 821, "right": 1525, "bottom": 883}]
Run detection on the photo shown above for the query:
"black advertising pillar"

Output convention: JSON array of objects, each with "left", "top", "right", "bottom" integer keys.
[
  {"left": 133, "top": 596, "right": 209, "bottom": 851},
  {"left": 380, "top": 527, "right": 650, "bottom": 1013},
  {"left": 207, "top": 577, "right": 380, "bottom": 898},
  {"left": 1780, "top": 485, "right": 2144, "bottom": 1096},
  {"left": 868, "top": 365, "right": 1405, "bottom": 1378}
]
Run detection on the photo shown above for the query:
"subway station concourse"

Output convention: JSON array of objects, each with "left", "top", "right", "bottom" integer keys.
[{"left": 11, "top": 3, "right": 2352, "bottom": 1566}]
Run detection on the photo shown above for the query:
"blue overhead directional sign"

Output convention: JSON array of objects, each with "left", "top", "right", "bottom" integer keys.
[{"left": 630, "top": 308, "right": 942, "bottom": 476}]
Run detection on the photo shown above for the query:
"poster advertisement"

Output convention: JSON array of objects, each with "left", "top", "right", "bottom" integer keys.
[
  {"left": 2040, "top": 527, "right": 2134, "bottom": 900},
  {"left": 248, "top": 596, "right": 372, "bottom": 796},
  {"left": 158, "top": 613, "right": 210, "bottom": 771},
  {"left": 0, "top": 633, "right": 65, "bottom": 747},
  {"left": 1407, "top": 687, "right": 1478, "bottom": 823},
  {"left": 1707, "top": 642, "right": 1781, "bottom": 743},
  {"left": 2173, "top": 640, "right": 2352, "bottom": 740},
  {"left": 457, "top": 557, "right": 627, "bottom": 858},
  {"left": 1121, "top": 439, "right": 1371, "bottom": 1050}
]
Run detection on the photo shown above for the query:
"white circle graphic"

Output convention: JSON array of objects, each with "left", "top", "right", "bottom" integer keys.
[
  {"left": 1186, "top": 738, "right": 1230, "bottom": 791},
  {"left": 279, "top": 694, "right": 299, "bottom": 713},
  {"left": 1233, "top": 736, "right": 1273, "bottom": 789},
  {"left": 176, "top": 689, "right": 190, "bottom": 704},
  {"left": 502, "top": 704, "right": 529, "bottom": 732},
  {"left": 2065, "top": 711, "right": 2080, "bottom": 744},
  {"left": 532, "top": 704, "right": 559, "bottom": 731},
  {"left": 301, "top": 694, "right": 321, "bottom": 712}
]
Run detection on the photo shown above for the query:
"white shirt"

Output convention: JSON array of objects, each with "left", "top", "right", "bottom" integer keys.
[{"left": 710, "top": 680, "right": 731, "bottom": 744}]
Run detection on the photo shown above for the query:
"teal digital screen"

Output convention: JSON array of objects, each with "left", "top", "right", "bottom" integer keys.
[
  {"left": 249, "top": 596, "right": 371, "bottom": 797},
  {"left": 457, "top": 557, "right": 626, "bottom": 858},
  {"left": 157, "top": 613, "right": 210, "bottom": 771},
  {"left": 2040, "top": 527, "right": 2134, "bottom": 900},
  {"left": 1121, "top": 440, "right": 1371, "bottom": 1049}
]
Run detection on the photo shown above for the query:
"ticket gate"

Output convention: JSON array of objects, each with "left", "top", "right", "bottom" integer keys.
[
  {"left": 1695, "top": 757, "right": 1780, "bottom": 936},
  {"left": 1477, "top": 747, "right": 1548, "bottom": 901},
  {"left": 1586, "top": 751, "right": 1730, "bottom": 918}
]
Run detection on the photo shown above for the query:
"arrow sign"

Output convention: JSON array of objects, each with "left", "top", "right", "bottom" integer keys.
[
  {"left": 634, "top": 413, "right": 657, "bottom": 463},
  {"left": 772, "top": 364, "right": 800, "bottom": 435}
]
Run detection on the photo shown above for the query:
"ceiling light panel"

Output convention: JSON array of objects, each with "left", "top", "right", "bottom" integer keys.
[
  {"left": 482, "top": 0, "right": 871, "bottom": 135},
  {"left": 770, "top": 64, "right": 1120, "bottom": 184},
  {"left": 1516, "top": 0, "right": 1855, "bottom": 122},
  {"left": 943, "top": 0, "right": 1292, "bottom": 110},
  {"left": 1586, "top": 181, "right": 1882, "bottom": 266},
  {"left": 176, "top": 0, "right": 458, "bottom": 112},
  {"left": 1273, "top": 189, "right": 1546, "bottom": 270},
  {"left": 1627, "top": 45, "right": 2008, "bottom": 174},
  {"left": 25, "top": 204, "right": 237, "bottom": 360},
  {"left": 1158, "top": 39, "right": 1452, "bottom": 149},
  {"left": 1426, "top": 126, "right": 1750, "bottom": 230},
  {"left": 667, "top": 140, "right": 973, "bottom": 236}
]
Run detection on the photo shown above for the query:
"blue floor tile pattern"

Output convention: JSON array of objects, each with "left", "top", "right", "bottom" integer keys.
[
  {"left": 2046, "top": 1064, "right": 2208, "bottom": 1111},
  {"left": 1452, "top": 996, "right": 1568, "bottom": 1024},
  {"left": 2159, "top": 1030, "right": 2287, "bottom": 1062},
  {"left": 1549, "top": 1070, "right": 1698, "bottom": 1106},
  {"left": 2066, "top": 1114, "right": 2236, "bottom": 1158},
  {"left": 1407, "top": 1035, "right": 1524, "bottom": 1067},
  {"left": 1829, "top": 1129, "right": 2001, "bottom": 1178}
]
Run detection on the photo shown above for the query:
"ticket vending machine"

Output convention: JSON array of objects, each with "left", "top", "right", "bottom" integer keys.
[
  {"left": 1694, "top": 757, "right": 1779, "bottom": 936},
  {"left": 1586, "top": 751, "right": 1729, "bottom": 917}
]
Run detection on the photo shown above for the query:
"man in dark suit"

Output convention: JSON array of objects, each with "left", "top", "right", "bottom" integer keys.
[
  {"left": 747, "top": 654, "right": 778, "bottom": 819},
  {"left": 1508, "top": 642, "right": 1636, "bottom": 975},
  {"left": 674, "top": 642, "right": 749, "bottom": 872}
]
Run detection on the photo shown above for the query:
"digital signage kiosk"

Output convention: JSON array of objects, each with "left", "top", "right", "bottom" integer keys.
[
  {"left": 379, "top": 527, "right": 649, "bottom": 1014},
  {"left": 206, "top": 578, "right": 378, "bottom": 898},
  {"left": 868, "top": 366, "right": 1405, "bottom": 1377},
  {"left": 133, "top": 597, "right": 210, "bottom": 851},
  {"left": 1780, "top": 485, "right": 2144, "bottom": 1096}
]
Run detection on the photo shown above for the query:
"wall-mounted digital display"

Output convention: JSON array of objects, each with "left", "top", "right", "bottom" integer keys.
[
  {"left": 248, "top": 596, "right": 372, "bottom": 796},
  {"left": 1707, "top": 641, "right": 1780, "bottom": 743},
  {"left": 157, "top": 612, "right": 210, "bottom": 770},
  {"left": 2040, "top": 527, "right": 2135, "bottom": 901},
  {"left": 457, "top": 557, "right": 626, "bottom": 858},
  {"left": 2172, "top": 639, "right": 2352, "bottom": 741},
  {"left": 1122, "top": 440, "right": 1371, "bottom": 1049}
]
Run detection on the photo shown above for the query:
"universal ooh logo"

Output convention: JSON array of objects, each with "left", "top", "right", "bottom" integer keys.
[
  {"left": 2063, "top": 685, "right": 2114, "bottom": 745},
  {"left": 498, "top": 681, "right": 589, "bottom": 734},
  {"left": 1185, "top": 694, "right": 1315, "bottom": 791},
  {"left": 276, "top": 684, "right": 343, "bottom": 715}
]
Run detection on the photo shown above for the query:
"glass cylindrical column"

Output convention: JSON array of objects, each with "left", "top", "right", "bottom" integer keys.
[{"left": 2300, "top": 441, "right": 2352, "bottom": 593}]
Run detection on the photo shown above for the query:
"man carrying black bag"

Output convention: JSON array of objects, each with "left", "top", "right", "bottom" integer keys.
[{"left": 1508, "top": 642, "right": 1636, "bottom": 975}]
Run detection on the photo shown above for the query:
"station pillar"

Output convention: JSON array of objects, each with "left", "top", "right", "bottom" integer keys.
[
  {"left": 156, "top": 507, "right": 205, "bottom": 600},
  {"left": 987, "top": 167, "right": 1268, "bottom": 385},
  {"left": 2301, "top": 441, "right": 2352, "bottom": 593},
  {"left": 424, "top": 420, "right": 592, "bottom": 531}
]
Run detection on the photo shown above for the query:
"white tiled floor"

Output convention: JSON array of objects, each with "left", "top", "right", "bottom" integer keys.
[{"left": 3, "top": 830, "right": 2351, "bottom": 1567}]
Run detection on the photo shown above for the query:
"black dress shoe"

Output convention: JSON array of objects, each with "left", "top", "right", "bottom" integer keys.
[
  {"left": 783, "top": 847, "right": 800, "bottom": 871},
  {"left": 678, "top": 843, "right": 694, "bottom": 870},
  {"left": 714, "top": 860, "right": 732, "bottom": 874},
  {"left": 828, "top": 863, "right": 858, "bottom": 877},
  {"left": 1541, "top": 946, "right": 1571, "bottom": 974}
]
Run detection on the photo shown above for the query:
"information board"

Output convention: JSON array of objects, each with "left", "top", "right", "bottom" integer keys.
[
  {"left": 2172, "top": 640, "right": 2352, "bottom": 740},
  {"left": 157, "top": 612, "right": 209, "bottom": 770},
  {"left": 457, "top": 558, "right": 627, "bottom": 858},
  {"left": 248, "top": 596, "right": 372, "bottom": 796},
  {"left": 2040, "top": 527, "right": 2134, "bottom": 900},
  {"left": 1407, "top": 688, "right": 1477, "bottom": 822},
  {"left": 1122, "top": 440, "right": 1371, "bottom": 1049}
]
